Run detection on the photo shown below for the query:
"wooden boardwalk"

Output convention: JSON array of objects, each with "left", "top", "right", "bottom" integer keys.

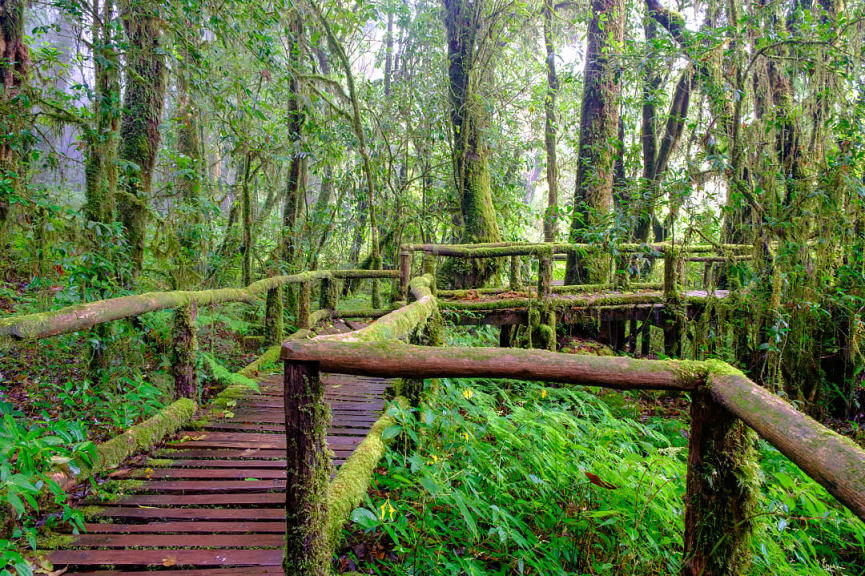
[{"left": 47, "top": 372, "right": 390, "bottom": 574}]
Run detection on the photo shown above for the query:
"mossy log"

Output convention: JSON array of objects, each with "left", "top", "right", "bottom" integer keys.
[
  {"left": 334, "top": 306, "right": 398, "bottom": 319},
  {"left": 0, "top": 397, "right": 198, "bottom": 540},
  {"left": 707, "top": 362, "right": 865, "bottom": 522},
  {"left": 282, "top": 340, "right": 704, "bottom": 391},
  {"left": 403, "top": 242, "right": 752, "bottom": 258},
  {"left": 439, "top": 292, "right": 672, "bottom": 312},
  {"left": 318, "top": 275, "right": 436, "bottom": 343},
  {"left": 0, "top": 269, "right": 392, "bottom": 341},
  {"left": 327, "top": 396, "right": 408, "bottom": 546}
]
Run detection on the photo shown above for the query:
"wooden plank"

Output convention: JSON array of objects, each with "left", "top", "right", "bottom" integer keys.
[
  {"left": 154, "top": 448, "right": 355, "bottom": 459},
  {"left": 95, "top": 507, "right": 284, "bottom": 520},
  {"left": 64, "top": 534, "right": 284, "bottom": 549},
  {"left": 48, "top": 549, "right": 283, "bottom": 566},
  {"left": 90, "top": 493, "right": 286, "bottom": 506},
  {"left": 123, "top": 468, "right": 287, "bottom": 480},
  {"left": 83, "top": 521, "right": 286, "bottom": 534},
  {"left": 128, "top": 480, "right": 285, "bottom": 492},
  {"left": 64, "top": 568, "right": 283, "bottom": 576}
]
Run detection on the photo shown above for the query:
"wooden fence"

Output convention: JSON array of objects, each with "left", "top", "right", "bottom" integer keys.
[{"left": 282, "top": 270, "right": 865, "bottom": 576}]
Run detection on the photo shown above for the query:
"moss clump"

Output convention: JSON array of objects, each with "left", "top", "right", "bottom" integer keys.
[
  {"left": 328, "top": 397, "right": 409, "bottom": 547},
  {"left": 145, "top": 458, "right": 174, "bottom": 467},
  {"left": 36, "top": 531, "right": 77, "bottom": 550},
  {"left": 91, "top": 397, "right": 196, "bottom": 476}
]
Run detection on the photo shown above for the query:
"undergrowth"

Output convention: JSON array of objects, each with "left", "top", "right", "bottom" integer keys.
[{"left": 343, "top": 382, "right": 865, "bottom": 574}]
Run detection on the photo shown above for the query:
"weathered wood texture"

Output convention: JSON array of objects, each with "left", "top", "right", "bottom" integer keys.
[
  {"left": 283, "top": 340, "right": 702, "bottom": 391},
  {"left": 0, "top": 269, "right": 396, "bottom": 340},
  {"left": 283, "top": 361, "right": 329, "bottom": 574},
  {"left": 45, "top": 372, "right": 392, "bottom": 573},
  {"left": 282, "top": 340, "right": 865, "bottom": 524},
  {"left": 709, "top": 366, "right": 865, "bottom": 522},
  {"left": 403, "top": 241, "right": 752, "bottom": 257}
]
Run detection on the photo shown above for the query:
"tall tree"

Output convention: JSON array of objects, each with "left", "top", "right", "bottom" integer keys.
[
  {"left": 84, "top": 0, "right": 120, "bottom": 228},
  {"left": 117, "top": 0, "right": 167, "bottom": 275},
  {"left": 0, "top": 0, "right": 29, "bottom": 236},
  {"left": 542, "top": 0, "right": 558, "bottom": 243},
  {"left": 564, "top": 0, "right": 625, "bottom": 284},
  {"left": 443, "top": 0, "right": 502, "bottom": 286}
]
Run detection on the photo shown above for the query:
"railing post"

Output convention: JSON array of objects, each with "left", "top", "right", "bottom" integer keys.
[
  {"left": 298, "top": 280, "right": 311, "bottom": 329},
  {"left": 263, "top": 287, "right": 283, "bottom": 346},
  {"left": 422, "top": 253, "right": 437, "bottom": 294},
  {"left": 319, "top": 275, "right": 337, "bottom": 312},
  {"left": 683, "top": 387, "right": 757, "bottom": 575},
  {"left": 510, "top": 254, "right": 523, "bottom": 290},
  {"left": 537, "top": 252, "right": 552, "bottom": 299},
  {"left": 399, "top": 249, "right": 411, "bottom": 301},
  {"left": 283, "top": 359, "right": 331, "bottom": 574},
  {"left": 663, "top": 247, "right": 684, "bottom": 356},
  {"left": 172, "top": 302, "right": 198, "bottom": 399}
]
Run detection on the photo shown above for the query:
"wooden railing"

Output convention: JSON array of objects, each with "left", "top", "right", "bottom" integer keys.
[
  {"left": 0, "top": 268, "right": 400, "bottom": 397},
  {"left": 280, "top": 273, "right": 865, "bottom": 576},
  {"left": 399, "top": 241, "right": 751, "bottom": 356}
]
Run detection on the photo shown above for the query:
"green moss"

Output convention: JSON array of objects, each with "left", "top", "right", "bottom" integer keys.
[
  {"left": 91, "top": 397, "right": 196, "bottom": 475},
  {"left": 36, "top": 531, "right": 77, "bottom": 550},
  {"left": 327, "top": 397, "right": 408, "bottom": 546},
  {"left": 145, "top": 458, "right": 174, "bottom": 467}
]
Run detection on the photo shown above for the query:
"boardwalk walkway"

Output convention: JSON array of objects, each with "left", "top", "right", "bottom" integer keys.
[{"left": 47, "top": 371, "right": 390, "bottom": 574}]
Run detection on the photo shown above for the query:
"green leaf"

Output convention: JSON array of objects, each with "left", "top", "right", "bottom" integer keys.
[
  {"left": 350, "top": 507, "right": 379, "bottom": 531},
  {"left": 381, "top": 424, "right": 403, "bottom": 440}
]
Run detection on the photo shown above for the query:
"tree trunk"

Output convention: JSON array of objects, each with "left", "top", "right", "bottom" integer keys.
[
  {"left": 240, "top": 150, "right": 254, "bottom": 287},
  {"left": 174, "top": 24, "right": 205, "bottom": 286},
  {"left": 565, "top": 0, "right": 624, "bottom": 285},
  {"left": 0, "top": 0, "right": 29, "bottom": 235},
  {"left": 117, "top": 0, "right": 167, "bottom": 275},
  {"left": 84, "top": 0, "right": 119, "bottom": 227},
  {"left": 442, "top": 0, "right": 502, "bottom": 287},
  {"left": 542, "top": 0, "right": 559, "bottom": 243}
]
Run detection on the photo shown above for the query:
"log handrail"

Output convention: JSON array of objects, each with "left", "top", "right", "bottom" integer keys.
[
  {"left": 281, "top": 340, "right": 865, "bottom": 524},
  {"left": 401, "top": 241, "right": 754, "bottom": 257},
  {"left": 0, "top": 269, "right": 399, "bottom": 341}
]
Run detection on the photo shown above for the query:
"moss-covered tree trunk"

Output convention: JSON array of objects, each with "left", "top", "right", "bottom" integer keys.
[
  {"left": 174, "top": 20, "right": 205, "bottom": 287},
  {"left": 564, "top": 0, "right": 624, "bottom": 285},
  {"left": 283, "top": 360, "right": 331, "bottom": 575},
  {"left": 117, "top": 0, "right": 167, "bottom": 276},
  {"left": 84, "top": 0, "right": 120, "bottom": 227},
  {"left": 683, "top": 388, "right": 758, "bottom": 575},
  {"left": 0, "top": 0, "right": 29, "bottom": 237},
  {"left": 172, "top": 303, "right": 198, "bottom": 399},
  {"left": 442, "top": 0, "right": 502, "bottom": 287},
  {"left": 240, "top": 149, "right": 254, "bottom": 287},
  {"left": 542, "top": 0, "right": 559, "bottom": 243}
]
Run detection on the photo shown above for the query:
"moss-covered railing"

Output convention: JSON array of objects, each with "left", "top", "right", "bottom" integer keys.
[
  {"left": 0, "top": 268, "right": 400, "bottom": 398},
  {"left": 400, "top": 242, "right": 741, "bottom": 356},
  {"left": 281, "top": 336, "right": 865, "bottom": 576},
  {"left": 277, "top": 274, "right": 439, "bottom": 573}
]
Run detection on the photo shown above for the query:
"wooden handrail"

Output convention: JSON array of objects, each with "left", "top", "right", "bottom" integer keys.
[
  {"left": 402, "top": 241, "right": 753, "bottom": 257},
  {"left": 0, "top": 269, "right": 398, "bottom": 341},
  {"left": 281, "top": 340, "right": 702, "bottom": 391},
  {"left": 281, "top": 339, "right": 865, "bottom": 524}
]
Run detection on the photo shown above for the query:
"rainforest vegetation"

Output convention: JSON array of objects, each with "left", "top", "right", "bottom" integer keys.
[{"left": 0, "top": 0, "right": 864, "bottom": 572}]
